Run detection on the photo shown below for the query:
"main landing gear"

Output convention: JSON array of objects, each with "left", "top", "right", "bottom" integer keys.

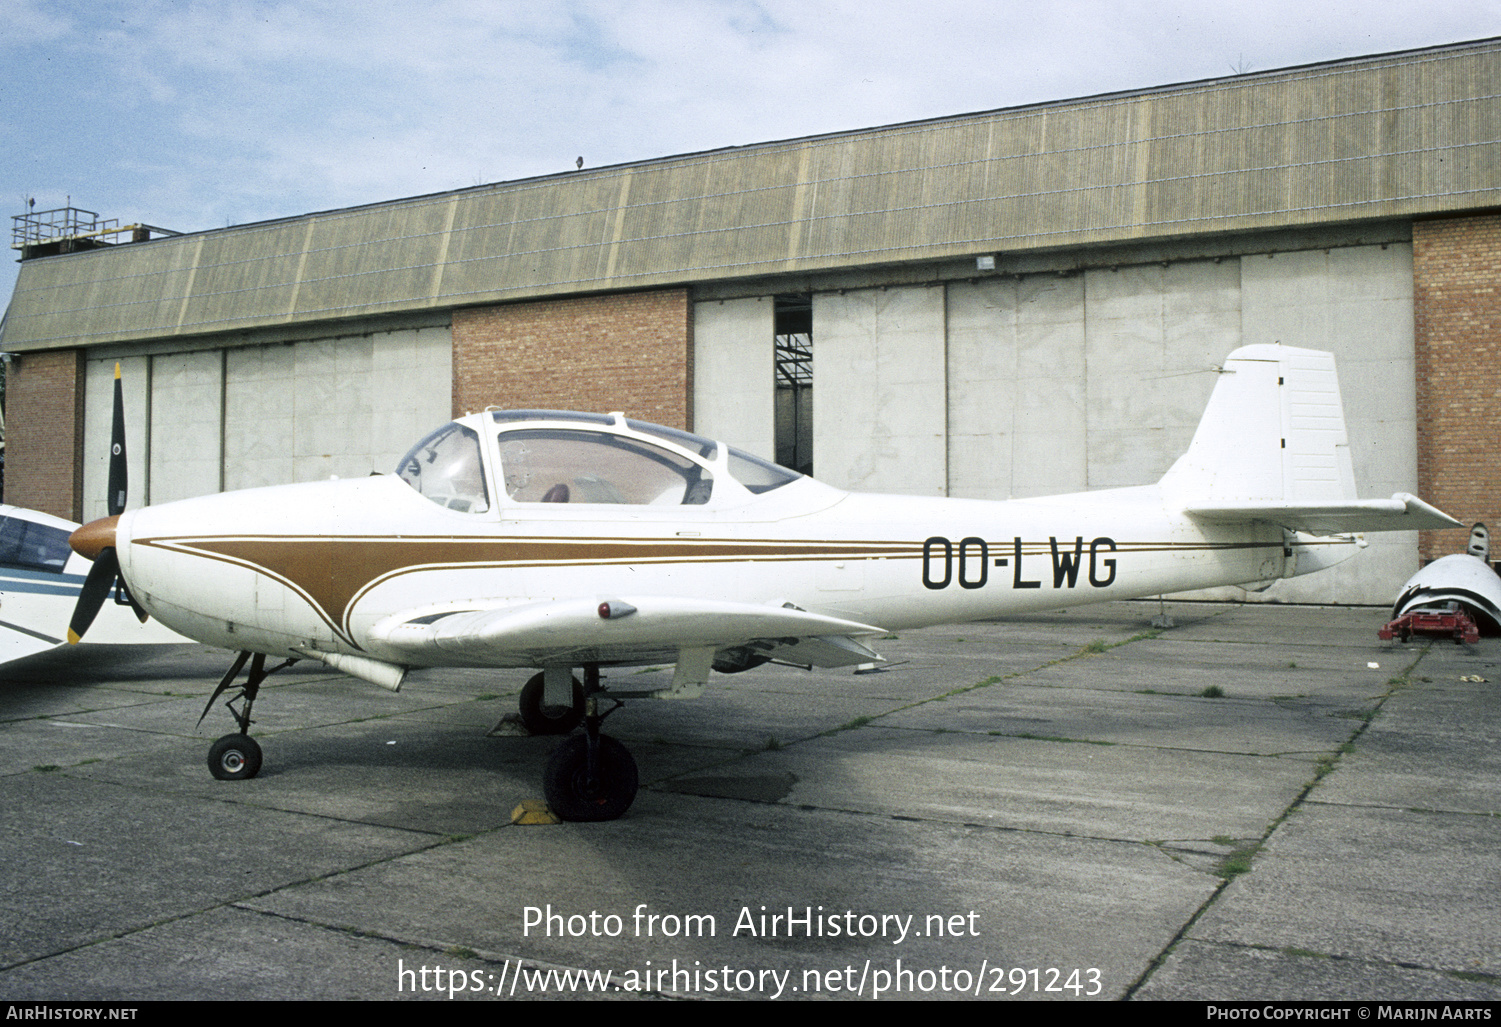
[
  {"left": 537, "top": 666, "right": 638, "bottom": 821},
  {"left": 197, "top": 651, "right": 296, "bottom": 781},
  {"left": 517, "top": 671, "right": 584, "bottom": 735},
  {"left": 195, "top": 652, "right": 639, "bottom": 822}
]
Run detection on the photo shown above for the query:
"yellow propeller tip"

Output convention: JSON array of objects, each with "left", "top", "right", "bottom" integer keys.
[{"left": 66, "top": 629, "right": 82, "bottom": 644}]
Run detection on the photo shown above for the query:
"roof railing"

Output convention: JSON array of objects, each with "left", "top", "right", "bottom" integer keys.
[{"left": 11, "top": 206, "right": 180, "bottom": 256}]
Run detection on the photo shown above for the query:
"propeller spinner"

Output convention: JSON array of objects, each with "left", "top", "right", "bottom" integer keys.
[{"left": 67, "top": 363, "right": 146, "bottom": 642}]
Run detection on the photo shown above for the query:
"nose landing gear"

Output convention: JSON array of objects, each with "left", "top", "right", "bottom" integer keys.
[{"left": 198, "top": 651, "right": 296, "bottom": 781}]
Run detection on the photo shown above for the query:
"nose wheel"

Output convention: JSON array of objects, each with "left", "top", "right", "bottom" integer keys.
[
  {"left": 197, "top": 651, "right": 295, "bottom": 782},
  {"left": 208, "top": 733, "right": 263, "bottom": 780},
  {"left": 543, "top": 733, "right": 638, "bottom": 821}
]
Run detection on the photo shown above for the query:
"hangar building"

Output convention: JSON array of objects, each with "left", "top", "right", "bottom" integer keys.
[{"left": 3, "top": 38, "right": 1499, "bottom": 604}]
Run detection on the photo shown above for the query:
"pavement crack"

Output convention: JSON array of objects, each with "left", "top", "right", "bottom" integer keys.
[{"left": 1127, "top": 643, "right": 1437, "bottom": 999}]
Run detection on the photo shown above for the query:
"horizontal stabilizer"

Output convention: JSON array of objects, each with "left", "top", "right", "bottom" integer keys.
[
  {"left": 1185, "top": 493, "right": 1461, "bottom": 535},
  {"left": 371, "top": 596, "right": 885, "bottom": 668}
]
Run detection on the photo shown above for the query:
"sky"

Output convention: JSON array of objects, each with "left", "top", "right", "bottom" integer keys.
[{"left": 3, "top": 0, "right": 1500, "bottom": 306}]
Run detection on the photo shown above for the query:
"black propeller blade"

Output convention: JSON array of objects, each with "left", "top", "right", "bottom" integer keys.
[
  {"left": 68, "top": 547, "right": 120, "bottom": 644},
  {"left": 107, "top": 363, "right": 127, "bottom": 516},
  {"left": 67, "top": 362, "right": 145, "bottom": 642},
  {"left": 116, "top": 580, "right": 149, "bottom": 623}
]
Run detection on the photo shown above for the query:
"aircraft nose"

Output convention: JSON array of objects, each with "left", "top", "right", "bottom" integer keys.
[{"left": 70, "top": 515, "right": 119, "bottom": 561}]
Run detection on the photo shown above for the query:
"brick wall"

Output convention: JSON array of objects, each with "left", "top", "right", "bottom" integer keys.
[
  {"left": 452, "top": 290, "right": 694, "bottom": 430},
  {"left": 6, "top": 349, "right": 84, "bottom": 520},
  {"left": 1413, "top": 214, "right": 1501, "bottom": 561}
]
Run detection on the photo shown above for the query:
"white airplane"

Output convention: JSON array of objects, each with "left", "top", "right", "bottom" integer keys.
[{"left": 65, "top": 345, "right": 1459, "bottom": 819}]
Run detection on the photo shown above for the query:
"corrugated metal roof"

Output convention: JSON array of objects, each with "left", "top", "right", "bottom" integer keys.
[{"left": 5, "top": 38, "right": 1499, "bottom": 350}]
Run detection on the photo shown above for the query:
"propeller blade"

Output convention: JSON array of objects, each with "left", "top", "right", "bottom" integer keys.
[
  {"left": 107, "top": 362, "right": 127, "bottom": 516},
  {"left": 116, "top": 579, "right": 149, "bottom": 623},
  {"left": 68, "top": 547, "right": 119, "bottom": 644},
  {"left": 68, "top": 365, "right": 151, "bottom": 639}
]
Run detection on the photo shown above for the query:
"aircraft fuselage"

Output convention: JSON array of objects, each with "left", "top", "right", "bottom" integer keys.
[{"left": 110, "top": 471, "right": 1329, "bottom": 668}]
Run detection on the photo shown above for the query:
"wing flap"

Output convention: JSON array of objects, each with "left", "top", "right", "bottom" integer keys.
[
  {"left": 1185, "top": 492, "right": 1461, "bottom": 535},
  {"left": 369, "top": 596, "right": 886, "bottom": 668},
  {"left": 772, "top": 634, "right": 882, "bottom": 668}
]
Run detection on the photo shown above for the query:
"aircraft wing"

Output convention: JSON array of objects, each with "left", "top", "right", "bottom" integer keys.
[
  {"left": 1184, "top": 492, "right": 1461, "bottom": 535},
  {"left": 0, "top": 621, "right": 66, "bottom": 664},
  {"left": 368, "top": 597, "right": 886, "bottom": 669}
]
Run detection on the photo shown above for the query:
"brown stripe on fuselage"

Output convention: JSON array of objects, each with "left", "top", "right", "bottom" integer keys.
[{"left": 134, "top": 535, "right": 923, "bottom": 642}]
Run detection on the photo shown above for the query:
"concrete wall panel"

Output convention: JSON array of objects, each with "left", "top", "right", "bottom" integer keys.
[
  {"left": 147, "top": 351, "right": 223, "bottom": 504},
  {"left": 373, "top": 327, "right": 454, "bottom": 460},
  {"left": 946, "top": 279, "right": 1020, "bottom": 499},
  {"left": 83, "top": 355, "right": 150, "bottom": 522},
  {"left": 692, "top": 297, "right": 775, "bottom": 457},
  {"left": 291, "top": 338, "right": 373, "bottom": 482},
  {"left": 814, "top": 287, "right": 946, "bottom": 494},
  {"left": 83, "top": 327, "right": 452, "bottom": 509},
  {"left": 1240, "top": 243, "right": 1419, "bottom": 602},
  {"left": 224, "top": 327, "right": 452, "bottom": 489},
  {"left": 224, "top": 343, "right": 297, "bottom": 491},
  {"left": 1085, "top": 261, "right": 1240, "bottom": 489},
  {"left": 946, "top": 277, "right": 1089, "bottom": 499},
  {"left": 1011, "top": 280, "right": 1089, "bottom": 498}
]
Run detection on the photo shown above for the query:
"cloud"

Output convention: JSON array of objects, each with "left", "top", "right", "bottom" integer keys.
[{"left": 2, "top": 0, "right": 1499, "bottom": 306}]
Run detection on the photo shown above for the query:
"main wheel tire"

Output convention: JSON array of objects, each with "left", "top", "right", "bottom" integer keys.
[
  {"left": 208, "top": 733, "right": 263, "bottom": 781},
  {"left": 518, "top": 672, "right": 584, "bottom": 735},
  {"left": 543, "top": 734, "right": 638, "bottom": 821}
]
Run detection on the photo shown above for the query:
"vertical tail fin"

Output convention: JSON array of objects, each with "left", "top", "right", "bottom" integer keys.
[{"left": 1160, "top": 344, "right": 1356, "bottom": 507}]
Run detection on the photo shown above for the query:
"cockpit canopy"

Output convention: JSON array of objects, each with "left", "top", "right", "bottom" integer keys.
[{"left": 396, "top": 411, "right": 802, "bottom": 513}]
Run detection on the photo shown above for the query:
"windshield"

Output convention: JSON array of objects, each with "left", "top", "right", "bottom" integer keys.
[
  {"left": 0, "top": 516, "right": 71, "bottom": 573},
  {"left": 396, "top": 423, "right": 491, "bottom": 513}
]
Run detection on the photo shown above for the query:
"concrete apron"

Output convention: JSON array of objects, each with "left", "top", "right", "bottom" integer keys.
[{"left": 0, "top": 602, "right": 1495, "bottom": 1001}]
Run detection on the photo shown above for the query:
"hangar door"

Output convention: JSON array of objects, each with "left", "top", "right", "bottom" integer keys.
[{"left": 81, "top": 327, "right": 451, "bottom": 520}]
